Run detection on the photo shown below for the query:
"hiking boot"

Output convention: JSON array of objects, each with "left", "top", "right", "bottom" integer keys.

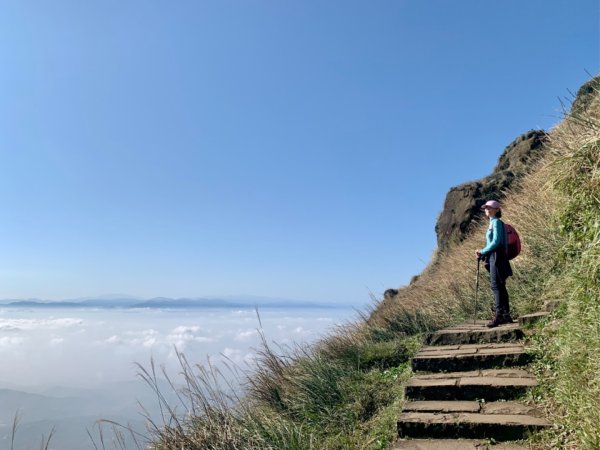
[
  {"left": 486, "top": 314, "right": 501, "bottom": 328},
  {"left": 501, "top": 313, "right": 514, "bottom": 324}
]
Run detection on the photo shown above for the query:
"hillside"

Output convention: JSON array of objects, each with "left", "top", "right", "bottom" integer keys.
[{"left": 140, "top": 77, "right": 599, "bottom": 450}]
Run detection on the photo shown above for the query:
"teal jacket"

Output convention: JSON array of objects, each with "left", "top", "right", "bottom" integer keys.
[{"left": 480, "top": 217, "right": 506, "bottom": 256}]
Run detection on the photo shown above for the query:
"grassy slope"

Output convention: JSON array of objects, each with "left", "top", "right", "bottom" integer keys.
[{"left": 146, "top": 80, "right": 599, "bottom": 450}]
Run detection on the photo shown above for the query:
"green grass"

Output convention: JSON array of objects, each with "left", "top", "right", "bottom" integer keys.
[{"left": 530, "top": 137, "right": 600, "bottom": 449}]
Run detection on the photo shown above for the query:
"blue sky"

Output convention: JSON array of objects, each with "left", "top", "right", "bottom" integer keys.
[{"left": 0, "top": 1, "right": 597, "bottom": 303}]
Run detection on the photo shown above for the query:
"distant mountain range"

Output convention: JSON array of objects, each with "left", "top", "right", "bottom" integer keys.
[
  {"left": 0, "top": 380, "right": 177, "bottom": 450},
  {"left": 0, "top": 296, "right": 348, "bottom": 309}
]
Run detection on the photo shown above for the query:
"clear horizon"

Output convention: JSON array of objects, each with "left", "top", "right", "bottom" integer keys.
[
  {"left": 0, "top": 293, "right": 361, "bottom": 306},
  {"left": 1, "top": 1, "right": 598, "bottom": 303}
]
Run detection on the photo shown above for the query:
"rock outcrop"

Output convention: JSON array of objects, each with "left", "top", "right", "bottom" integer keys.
[
  {"left": 571, "top": 76, "right": 600, "bottom": 115},
  {"left": 435, "top": 130, "right": 547, "bottom": 252}
]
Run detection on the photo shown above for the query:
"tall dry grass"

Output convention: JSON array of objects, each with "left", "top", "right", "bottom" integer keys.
[
  {"left": 528, "top": 80, "right": 600, "bottom": 449},
  {"left": 8, "top": 411, "right": 56, "bottom": 450},
  {"left": 133, "top": 327, "right": 414, "bottom": 450}
]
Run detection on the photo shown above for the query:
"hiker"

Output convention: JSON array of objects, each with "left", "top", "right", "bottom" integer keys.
[{"left": 476, "top": 200, "right": 513, "bottom": 328}]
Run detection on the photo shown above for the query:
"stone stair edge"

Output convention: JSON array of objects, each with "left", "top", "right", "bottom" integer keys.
[
  {"left": 411, "top": 349, "right": 532, "bottom": 373},
  {"left": 393, "top": 439, "right": 530, "bottom": 450},
  {"left": 397, "top": 411, "right": 550, "bottom": 441},
  {"left": 402, "top": 400, "right": 544, "bottom": 416},
  {"left": 424, "top": 308, "right": 554, "bottom": 338},
  {"left": 398, "top": 411, "right": 550, "bottom": 427}
]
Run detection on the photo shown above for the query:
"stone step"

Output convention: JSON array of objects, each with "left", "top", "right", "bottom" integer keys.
[
  {"left": 393, "top": 439, "right": 529, "bottom": 449},
  {"left": 397, "top": 411, "right": 550, "bottom": 441},
  {"left": 403, "top": 400, "right": 543, "bottom": 416},
  {"left": 412, "top": 342, "right": 531, "bottom": 372},
  {"left": 405, "top": 369, "right": 536, "bottom": 401},
  {"left": 404, "top": 400, "right": 481, "bottom": 413},
  {"left": 518, "top": 312, "right": 549, "bottom": 327},
  {"left": 424, "top": 321, "right": 524, "bottom": 346}
]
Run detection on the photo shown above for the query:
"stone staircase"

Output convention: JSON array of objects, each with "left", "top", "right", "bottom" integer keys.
[{"left": 394, "top": 315, "right": 551, "bottom": 449}]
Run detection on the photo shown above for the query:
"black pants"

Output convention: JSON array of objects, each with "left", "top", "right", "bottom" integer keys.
[{"left": 489, "top": 253, "right": 510, "bottom": 316}]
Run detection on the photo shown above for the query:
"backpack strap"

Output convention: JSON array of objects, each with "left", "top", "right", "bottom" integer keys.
[{"left": 498, "top": 219, "right": 509, "bottom": 254}]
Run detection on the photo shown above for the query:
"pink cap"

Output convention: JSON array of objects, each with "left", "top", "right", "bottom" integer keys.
[{"left": 481, "top": 200, "right": 501, "bottom": 209}]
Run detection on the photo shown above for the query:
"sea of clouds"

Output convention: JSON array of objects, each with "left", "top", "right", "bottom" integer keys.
[{"left": 0, "top": 306, "right": 357, "bottom": 449}]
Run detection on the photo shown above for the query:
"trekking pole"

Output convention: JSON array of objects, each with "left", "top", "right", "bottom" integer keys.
[{"left": 474, "top": 258, "right": 481, "bottom": 324}]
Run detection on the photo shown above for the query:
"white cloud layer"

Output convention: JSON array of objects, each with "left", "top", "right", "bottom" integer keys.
[
  {"left": 0, "top": 307, "right": 355, "bottom": 389},
  {"left": 0, "top": 336, "right": 24, "bottom": 347},
  {"left": 0, "top": 317, "right": 83, "bottom": 332}
]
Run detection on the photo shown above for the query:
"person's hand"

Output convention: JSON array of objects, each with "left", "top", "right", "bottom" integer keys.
[{"left": 476, "top": 251, "right": 482, "bottom": 260}]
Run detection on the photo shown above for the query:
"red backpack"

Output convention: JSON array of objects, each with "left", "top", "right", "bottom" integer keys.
[{"left": 503, "top": 222, "right": 521, "bottom": 260}]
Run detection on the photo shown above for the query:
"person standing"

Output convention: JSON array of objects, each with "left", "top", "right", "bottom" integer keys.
[{"left": 476, "top": 200, "right": 513, "bottom": 328}]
